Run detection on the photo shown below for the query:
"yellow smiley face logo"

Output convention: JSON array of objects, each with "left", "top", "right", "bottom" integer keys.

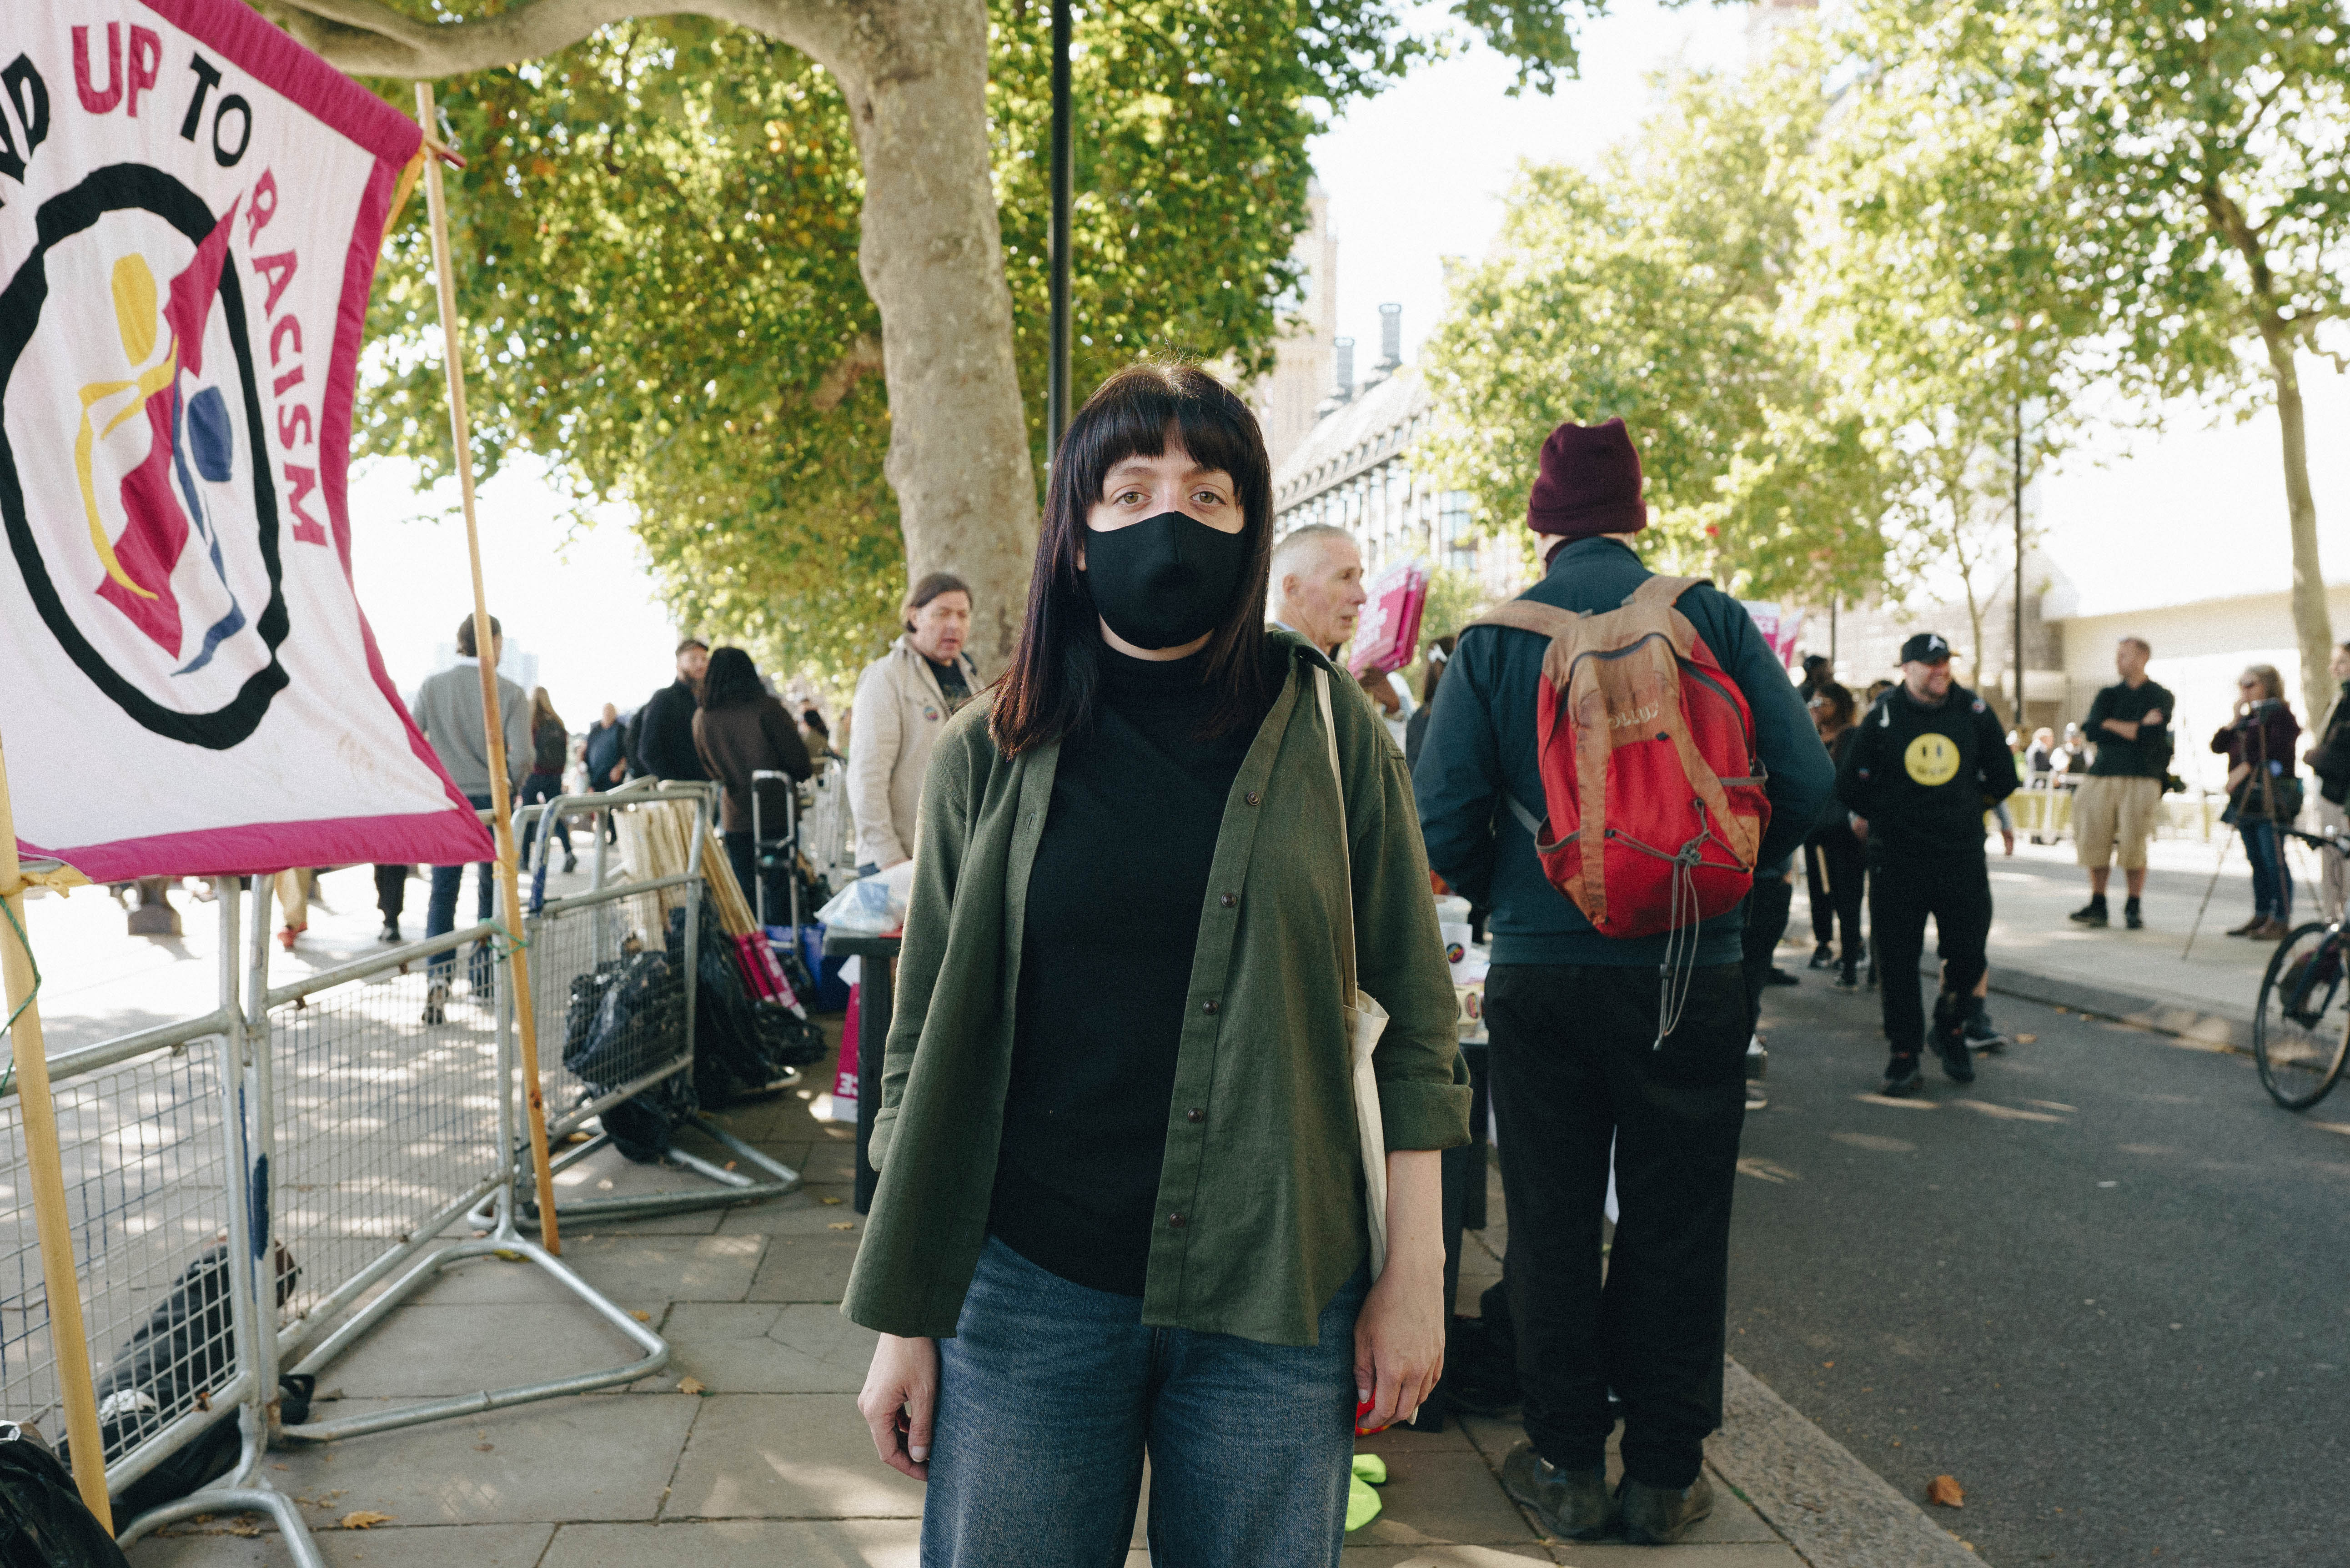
[{"left": 1904, "top": 733, "right": 1960, "bottom": 787}]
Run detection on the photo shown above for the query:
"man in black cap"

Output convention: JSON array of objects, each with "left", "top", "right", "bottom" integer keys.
[{"left": 1836, "top": 633, "right": 2017, "bottom": 1094}]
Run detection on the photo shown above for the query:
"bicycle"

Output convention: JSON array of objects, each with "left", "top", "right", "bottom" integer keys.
[{"left": 2251, "top": 827, "right": 2350, "bottom": 1108}]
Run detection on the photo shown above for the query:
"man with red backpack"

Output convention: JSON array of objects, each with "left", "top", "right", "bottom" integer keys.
[{"left": 1415, "top": 418, "right": 1833, "bottom": 1545}]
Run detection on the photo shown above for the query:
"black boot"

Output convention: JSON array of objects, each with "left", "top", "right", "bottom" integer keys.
[
  {"left": 2069, "top": 896, "right": 2109, "bottom": 927},
  {"left": 1933, "top": 994, "right": 1976, "bottom": 1083},
  {"left": 2124, "top": 896, "right": 2144, "bottom": 930}
]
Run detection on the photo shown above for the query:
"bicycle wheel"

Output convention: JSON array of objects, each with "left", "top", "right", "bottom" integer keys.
[{"left": 2253, "top": 923, "right": 2350, "bottom": 1110}]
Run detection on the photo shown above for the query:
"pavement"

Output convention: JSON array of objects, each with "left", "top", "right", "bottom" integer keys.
[
  {"left": 114, "top": 1034, "right": 1985, "bottom": 1568},
  {"left": 20, "top": 830, "right": 2313, "bottom": 1567},
  {"left": 1733, "top": 947, "right": 2350, "bottom": 1567},
  {"left": 10, "top": 870, "right": 1986, "bottom": 1568}
]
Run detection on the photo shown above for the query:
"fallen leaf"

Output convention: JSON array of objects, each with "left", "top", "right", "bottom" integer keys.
[
  {"left": 829, "top": 1221, "right": 855, "bottom": 1231},
  {"left": 340, "top": 1511, "right": 395, "bottom": 1530},
  {"left": 1822, "top": 1361, "right": 1834, "bottom": 1369},
  {"left": 1928, "top": 1475, "right": 1965, "bottom": 1508},
  {"left": 630, "top": 1311, "right": 652, "bottom": 1322},
  {"left": 724, "top": 1161, "right": 738, "bottom": 1171},
  {"left": 2015, "top": 1034, "right": 2038, "bottom": 1044},
  {"left": 819, "top": 1196, "right": 844, "bottom": 1206},
  {"left": 678, "top": 1377, "right": 707, "bottom": 1395},
  {"left": 476, "top": 1443, "right": 494, "bottom": 1452}
]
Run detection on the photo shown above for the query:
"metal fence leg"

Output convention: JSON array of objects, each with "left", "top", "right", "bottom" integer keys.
[
  {"left": 275, "top": 881, "right": 668, "bottom": 1446},
  {"left": 117, "top": 881, "right": 325, "bottom": 1565}
]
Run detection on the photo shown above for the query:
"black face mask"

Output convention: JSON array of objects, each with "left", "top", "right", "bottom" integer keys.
[{"left": 1081, "top": 510, "right": 1250, "bottom": 652}]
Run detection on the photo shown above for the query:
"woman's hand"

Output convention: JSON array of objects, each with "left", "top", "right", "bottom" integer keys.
[
  {"left": 1354, "top": 1149, "right": 1445, "bottom": 1432},
  {"left": 858, "top": 1333, "right": 938, "bottom": 1480}
]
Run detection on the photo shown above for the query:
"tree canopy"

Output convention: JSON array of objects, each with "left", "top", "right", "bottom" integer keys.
[
  {"left": 1419, "top": 42, "right": 1890, "bottom": 607},
  {"left": 354, "top": 1, "right": 1594, "bottom": 684}
]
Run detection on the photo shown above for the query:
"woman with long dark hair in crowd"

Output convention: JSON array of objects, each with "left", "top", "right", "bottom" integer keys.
[
  {"left": 522, "top": 686, "right": 575, "bottom": 873},
  {"left": 846, "top": 363, "right": 1467, "bottom": 1567},
  {"left": 2214, "top": 663, "right": 2302, "bottom": 940},
  {"left": 1805, "top": 682, "right": 1866, "bottom": 989},
  {"left": 692, "top": 646, "right": 814, "bottom": 920}
]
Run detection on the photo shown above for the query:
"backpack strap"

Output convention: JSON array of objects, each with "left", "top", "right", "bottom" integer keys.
[
  {"left": 1468, "top": 600, "right": 1586, "bottom": 640},
  {"left": 1622, "top": 573, "right": 1711, "bottom": 610}
]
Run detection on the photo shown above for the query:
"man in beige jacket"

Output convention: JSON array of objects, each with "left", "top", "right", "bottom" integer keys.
[{"left": 847, "top": 573, "right": 979, "bottom": 873}]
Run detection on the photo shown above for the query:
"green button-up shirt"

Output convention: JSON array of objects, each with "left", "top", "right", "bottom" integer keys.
[{"left": 843, "top": 632, "right": 1471, "bottom": 1347}]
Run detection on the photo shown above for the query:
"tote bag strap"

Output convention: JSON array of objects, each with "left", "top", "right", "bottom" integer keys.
[{"left": 1314, "top": 666, "right": 1359, "bottom": 998}]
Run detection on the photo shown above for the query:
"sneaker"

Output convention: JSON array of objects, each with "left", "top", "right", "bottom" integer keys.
[
  {"left": 2069, "top": 900, "right": 2109, "bottom": 927},
  {"left": 2124, "top": 900, "right": 2144, "bottom": 930},
  {"left": 1964, "top": 1007, "right": 2009, "bottom": 1052},
  {"left": 2227, "top": 915, "right": 2265, "bottom": 937},
  {"left": 1833, "top": 960, "right": 1860, "bottom": 992},
  {"left": 1618, "top": 1472, "right": 1715, "bottom": 1546},
  {"left": 1501, "top": 1443, "right": 1615, "bottom": 1542},
  {"left": 422, "top": 981, "right": 449, "bottom": 1026},
  {"left": 1882, "top": 1054, "right": 1923, "bottom": 1095},
  {"left": 2249, "top": 917, "right": 2293, "bottom": 941},
  {"left": 1808, "top": 942, "right": 1836, "bottom": 970},
  {"left": 1745, "top": 1081, "right": 1769, "bottom": 1111},
  {"left": 378, "top": 919, "right": 402, "bottom": 944},
  {"left": 563, "top": 853, "right": 579, "bottom": 874},
  {"left": 1935, "top": 1029, "right": 1976, "bottom": 1084}
]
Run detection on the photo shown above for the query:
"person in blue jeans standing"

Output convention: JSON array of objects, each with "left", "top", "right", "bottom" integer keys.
[
  {"left": 845, "top": 366, "right": 1468, "bottom": 1567},
  {"left": 411, "top": 613, "right": 531, "bottom": 1022}
]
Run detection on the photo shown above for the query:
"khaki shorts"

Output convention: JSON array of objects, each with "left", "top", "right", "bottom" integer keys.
[{"left": 2074, "top": 774, "right": 2163, "bottom": 870}]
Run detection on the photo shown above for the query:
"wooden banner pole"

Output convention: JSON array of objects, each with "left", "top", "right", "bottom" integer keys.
[
  {"left": 0, "top": 743, "right": 112, "bottom": 1528},
  {"left": 415, "top": 83, "right": 562, "bottom": 1254}
]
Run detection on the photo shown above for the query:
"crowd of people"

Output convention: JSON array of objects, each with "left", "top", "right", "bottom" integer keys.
[{"left": 352, "top": 357, "right": 2337, "bottom": 1565}]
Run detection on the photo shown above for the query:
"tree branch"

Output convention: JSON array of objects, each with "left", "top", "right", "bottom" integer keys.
[{"left": 256, "top": 0, "right": 821, "bottom": 78}]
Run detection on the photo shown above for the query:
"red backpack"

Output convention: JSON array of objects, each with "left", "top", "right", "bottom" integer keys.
[{"left": 1471, "top": 575, "right": 1770, "bottom": 940}]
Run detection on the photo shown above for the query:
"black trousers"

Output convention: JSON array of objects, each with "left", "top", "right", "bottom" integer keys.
[
  {"left": 373, "top": 864, "right": 408, "bottom": 922},
  {"left": 1868, "top": 853, "right": 1992, "bottom": 1053},
  {"left": 1805, "top": 833, "right": 1866, "bottom": 961},
  {"left": 1486, "top": 961, "right": 1748, "bottom": 1489},
  {"left": 1741, "top": 876, "right": 1794, "bottom": 1030}
]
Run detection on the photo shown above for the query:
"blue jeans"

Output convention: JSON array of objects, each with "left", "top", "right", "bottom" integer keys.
[
  {"left": 2241, "top": 819, "right": 2293, "bottom": 921},
  {"left": 925, "top": 1236, "right": 1366, "bottom": 1568},
  {"left": 427, "top": 792, "right": 497, "bottom": 984},
  {"left": 521, "top": 771, "right": 572, "bottom": 854}
]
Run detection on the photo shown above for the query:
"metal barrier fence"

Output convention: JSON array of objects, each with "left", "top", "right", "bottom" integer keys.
[{"left": 0, "top": 782, "right": 805, "bottom": 1554}]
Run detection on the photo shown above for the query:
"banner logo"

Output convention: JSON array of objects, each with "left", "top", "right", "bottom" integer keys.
[{"left": 2, "top": 163, "right": 287, "bottom": 749}]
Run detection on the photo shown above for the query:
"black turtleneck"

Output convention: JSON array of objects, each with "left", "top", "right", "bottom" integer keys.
[{"left": 989, "top": 645, "right": 1270, "bottom": 1295}]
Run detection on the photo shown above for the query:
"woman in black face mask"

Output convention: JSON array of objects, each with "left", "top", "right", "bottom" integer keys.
[{"left": 848, "top": 363, "right": 1469, "bottom": 1567}]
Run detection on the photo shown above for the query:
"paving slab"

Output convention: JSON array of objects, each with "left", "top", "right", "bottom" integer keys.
[
  {"left": 1547, "top": 1547, "right": 1804, "bottom": 1567},
  {"left": 1340, "top": 1549, "right": 1556, "bottom": 1566},
  {"left": 389, "top": 1235, "right": 762, "bottom": 1309},
  {"left": 660, "top": 1302, "right": 877, "bottom": 1392},
  {"left": 745, "top": 1235, "right": 861, "bottom": 1303},
  {"left": 296, "top": 1302, "right": 663, "bottom": 1398},
  {"left": 1348, "top": 1449, "right": 1538, "bottom": 1548},
  {"left": 129, "top": 1522, "right": 555, "bottom": 1567},
  {"left": 271, "top": 1392, "right": 700, "bottom": 1526},
  {"left": 662, "top": 1393, "right": 927, "bottom": 1520},
  {"left": 542, "top": 1517, "right": 920, "bottom": 1567},
  {"left": 713, "top": 1184, "right": 866, "bottom": 1237}
]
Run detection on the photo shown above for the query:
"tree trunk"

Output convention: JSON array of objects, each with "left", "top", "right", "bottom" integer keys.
[
  {"left": 265, "top": 0, "right": 1039, "bottom": 673},
  {"left": 828, "top": 1, "right": 1038, "bottom": 673},
  {"left": 2263, "top": 321, "right": 2332, "bottom": 718}
]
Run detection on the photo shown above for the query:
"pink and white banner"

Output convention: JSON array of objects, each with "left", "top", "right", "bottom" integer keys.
[
  {"left": 1742, "top": 602, "right": 1808, "bottom": 670},
  {"left": 0, "top": 0, "right": 491, "bottom": 879}
]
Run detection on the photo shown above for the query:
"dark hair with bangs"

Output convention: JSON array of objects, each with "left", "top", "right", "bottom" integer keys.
[{"left": 991, "top": 363, "right": 1277, "bottom": 756}]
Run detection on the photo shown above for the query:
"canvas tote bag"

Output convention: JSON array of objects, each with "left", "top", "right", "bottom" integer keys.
[{"left": 1316, "top": 666, "right": 1393, "bottom": 1279}]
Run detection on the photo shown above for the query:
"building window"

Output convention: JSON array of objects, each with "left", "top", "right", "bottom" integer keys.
[{"left": 1441, "top": 490, "right": 1476, "bottom": 573}]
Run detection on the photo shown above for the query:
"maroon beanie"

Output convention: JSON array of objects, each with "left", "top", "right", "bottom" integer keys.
[{"left": 1526, "top": 417, "right": 1648, "bottom": 541}]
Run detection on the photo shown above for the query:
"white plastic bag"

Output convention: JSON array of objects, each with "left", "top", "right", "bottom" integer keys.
[{"left": 815, "top": 860, "right": 916, "bottom": 935}]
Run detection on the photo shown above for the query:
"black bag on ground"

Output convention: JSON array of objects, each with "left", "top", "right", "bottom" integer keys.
[
  {"left": 58, "top": 1248, "right": 310, "bottom": 1525},
  {"left": 666, "top": 904, "right": 793, "bottom": 1106},
  {"left": 561, "top": 948, "right": 696, "bottom": 1161},
  {"left": 754, "top": 999, "right": 827, "bottom": 1071},
  {"left": 0, "top": 1425, "right": 128, "bottom": 1568}
]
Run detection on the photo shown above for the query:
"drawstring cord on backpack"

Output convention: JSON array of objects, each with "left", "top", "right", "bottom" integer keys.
[{"left": 1653, "top": 845, "right": 1703, "bottom": 1047}]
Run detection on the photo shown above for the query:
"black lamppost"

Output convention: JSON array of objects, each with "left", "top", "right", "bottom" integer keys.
[
  {"left": 1047, "top": 0, "right": 1073, "bottom": 454},
  {"left": 2013, "top": 392, "right": 2026, "bottom": 729}
]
